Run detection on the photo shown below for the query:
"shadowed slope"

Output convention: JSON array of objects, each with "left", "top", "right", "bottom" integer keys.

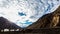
[{"left": 0, "top": 17, "right": 21, "bottom": 29}]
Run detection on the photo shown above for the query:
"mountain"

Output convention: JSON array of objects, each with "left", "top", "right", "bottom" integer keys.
[
  {"left": 26, "top": 6, "right": 60, "bottom": 29},
  {"left": 0, "top": 17, "right": 21, "bottom": 29}
]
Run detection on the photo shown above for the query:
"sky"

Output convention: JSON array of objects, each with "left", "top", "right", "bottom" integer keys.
[{"left": 0, "top": 0, "right": 60, "bottom": 28}]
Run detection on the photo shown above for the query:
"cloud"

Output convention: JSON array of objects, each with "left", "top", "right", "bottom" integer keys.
[{"left": 0, "top": 0, "right": 59, "bottom": 28}]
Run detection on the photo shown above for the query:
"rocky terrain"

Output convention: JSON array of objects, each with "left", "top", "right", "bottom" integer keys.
[{"left": 27, "top": 6, "right": 60, "bottom": 29}]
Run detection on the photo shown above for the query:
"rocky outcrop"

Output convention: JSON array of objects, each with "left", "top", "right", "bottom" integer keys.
[{"left": 26, "top": 6, "right": 60, "bottom": 29}]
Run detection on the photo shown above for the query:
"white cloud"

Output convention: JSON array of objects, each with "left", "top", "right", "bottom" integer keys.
[{"left": 0, "top": 0, "right": 59, "bottom": 28}]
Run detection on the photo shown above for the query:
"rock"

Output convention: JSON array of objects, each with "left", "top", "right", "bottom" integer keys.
[{"left": 26, "top": 6, "right": 60, "bottom": 29}]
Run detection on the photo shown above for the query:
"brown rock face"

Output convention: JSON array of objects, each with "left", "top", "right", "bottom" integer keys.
[{"left": 26, "top": 6, "right": 60, "bottom": 29}]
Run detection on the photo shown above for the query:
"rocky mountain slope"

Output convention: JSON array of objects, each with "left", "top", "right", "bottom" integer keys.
[
  {"left": 27, "top": 6, "right": 60, "bottom": 29},
  {"left": 0, "top": 17, "right": 21, "bottom": 29}
]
